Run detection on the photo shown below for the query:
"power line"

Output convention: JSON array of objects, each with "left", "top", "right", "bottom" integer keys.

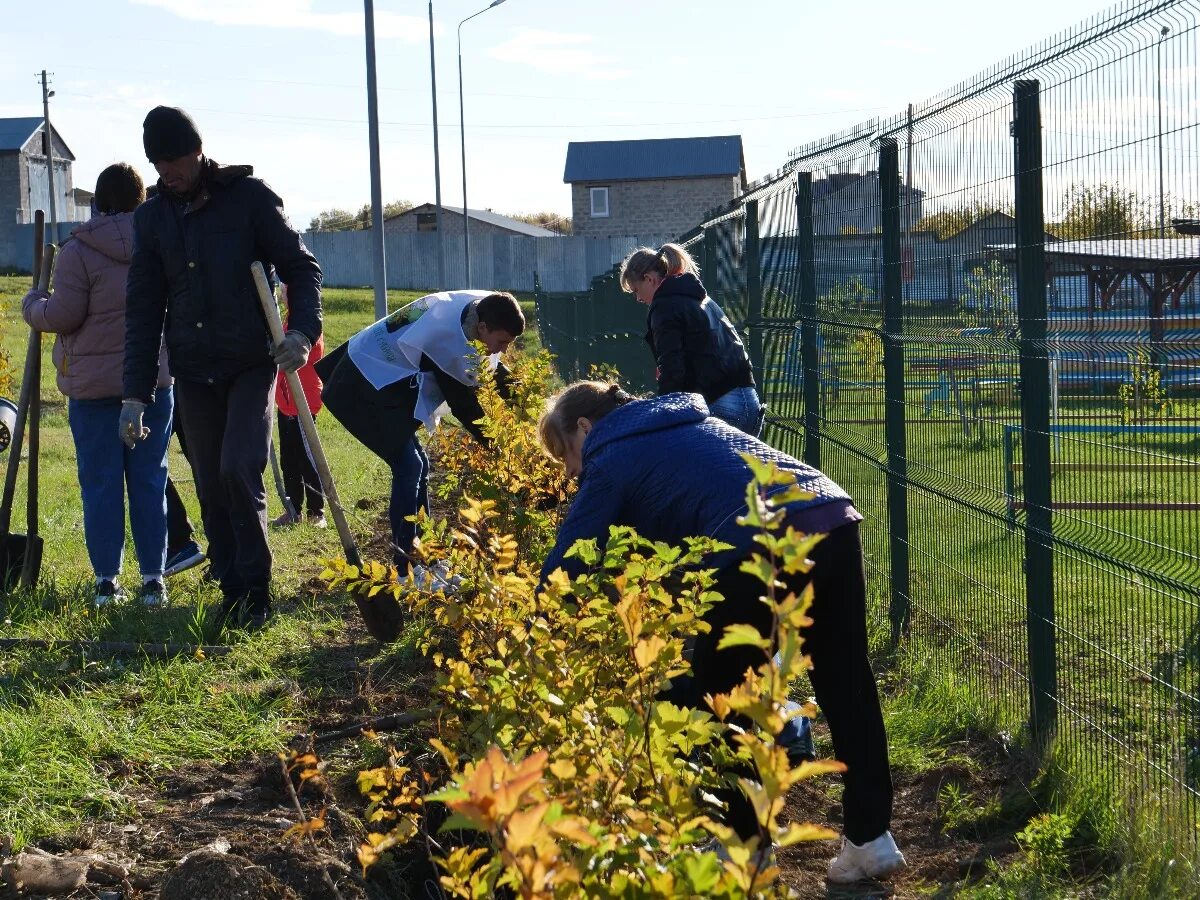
[
  {"left": 47, "top": 61, "right": 839, "bottom": 112},
  {"left": 174, "top": 103, "right": 889, "bottom": 131}
]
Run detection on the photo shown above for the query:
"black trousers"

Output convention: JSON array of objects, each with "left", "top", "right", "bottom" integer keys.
[
  {"left": 278, "top": 412, "right": 324, "bottom": 517},
  {"left": 174, "top": 365, "right": 274, "bottom": 607},
  {"left": 690, "top": 522, "right": 893, "bottom": 845},
  {"left": 165, "top": 407, "right": 196, "bottom": 554}
]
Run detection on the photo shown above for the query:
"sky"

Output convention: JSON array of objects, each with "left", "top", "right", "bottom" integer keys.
[{"left": 0, "top": 0, "right": 1126, "bottom": 231}]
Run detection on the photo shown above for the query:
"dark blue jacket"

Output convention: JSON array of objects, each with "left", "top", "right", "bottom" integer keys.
[
  {"left": 647, "top": 272, "right": 755, "bottom": 401},
  {"left": 539, "top": 393, "right": 851, "bottom": 583},
  {"left": 123, "top": 159, "right": 323, "bottom": 401}
]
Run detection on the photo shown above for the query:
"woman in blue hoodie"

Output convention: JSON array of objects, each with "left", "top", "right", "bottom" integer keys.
[
  {"left": 620, "top": 243, "right": 762, "bottom": 436},
  {"left": 537, "top": 382, "right": 904, "bottom": 884}
]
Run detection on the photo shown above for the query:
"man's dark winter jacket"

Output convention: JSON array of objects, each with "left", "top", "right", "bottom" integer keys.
[
  {"left": 123, "top": 159, "right": 323, "bottom": 402},
  {"left": 539, "top": 393, "right": 851, "bottom": 583},
  {"left": 646, "top": 272, "right": 754, "bottom": 401}
]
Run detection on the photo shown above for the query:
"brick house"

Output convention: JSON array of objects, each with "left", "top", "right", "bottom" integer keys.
[
  {"left": 0, "top": 117, "right": 77, "bottom": 224},
  {"left": 563, "top": 136, "right": 746, "bottom": 239},
  {"left": 383, "top": 203, "right": 557, "bottom": 239}
]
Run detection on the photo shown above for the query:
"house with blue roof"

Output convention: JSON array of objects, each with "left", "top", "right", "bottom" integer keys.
[
  {"left": 563, "top": 136, "right": 746, "bottom": 239},
  {"left": 0, "top": 117, "right": 78, "bottom": 225}
]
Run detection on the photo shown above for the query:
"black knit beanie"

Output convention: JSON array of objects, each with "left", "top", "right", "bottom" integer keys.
[{"left": 142, "top": 106, "right": 202, "bottom": 163}]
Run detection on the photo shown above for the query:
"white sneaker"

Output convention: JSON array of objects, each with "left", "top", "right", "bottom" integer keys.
[{"left": 826, "top": 831, "right": 906, "bottom": 883}]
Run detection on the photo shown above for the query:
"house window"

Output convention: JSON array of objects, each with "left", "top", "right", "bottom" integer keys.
[
  {"left": 590, "top": 186, "right": 610, "bottom": 218},
  {"left": 416, "top": 212, "right": 438, "bottom": 232}
]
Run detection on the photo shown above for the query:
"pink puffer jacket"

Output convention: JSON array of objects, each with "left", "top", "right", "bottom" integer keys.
[{"left": 21, "top": 213, "right": 170, "bottom": 401}]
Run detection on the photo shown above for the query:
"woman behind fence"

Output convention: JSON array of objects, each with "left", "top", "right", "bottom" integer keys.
[
  {"left": 536, "top": 382, "right": 905, "bottom": 884},
  {"left": 620, "top": 242, "right": 764, "bottom": 436},
  {"left": 21, "top": 163, "right": 174, "bottom": 606}
]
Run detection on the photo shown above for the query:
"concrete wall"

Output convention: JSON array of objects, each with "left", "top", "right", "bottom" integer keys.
[
  {"left": 0, "top": 154, "right": 21, "bottom": 224},
  {"left": 301, "top": 229, "right": 670, "bottom": 293},
  {"left": 0, "top": 223, "right": 666, "bottom": 292},
  {"left": 571, "top": 175, "right": 741, "bottom": 239},
  {"left": 0, "top": 220, "right": 82, "bottom": 271}
]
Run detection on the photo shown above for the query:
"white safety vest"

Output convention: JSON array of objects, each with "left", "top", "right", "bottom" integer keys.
[{"left": 346, "top": 290, "right": 498, "bottom": 431}]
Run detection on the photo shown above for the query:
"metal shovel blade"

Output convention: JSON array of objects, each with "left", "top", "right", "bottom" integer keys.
[{"left": 0, "top": 532, "right": 43, "bottom": 594}]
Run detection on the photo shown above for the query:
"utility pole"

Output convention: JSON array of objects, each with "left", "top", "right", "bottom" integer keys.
[
  {"left": 363, "top": 0, "right": 388, "bottom": 319},
  {"left": 428, "top": 1, "right": 446, "bottom": 286},
  {"left": 39, "top": 70, "right": 57, "bottom": 239}
]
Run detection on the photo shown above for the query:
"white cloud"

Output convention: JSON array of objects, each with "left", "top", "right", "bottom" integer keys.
[
  {"left": 486, "top": 29, "right": 632, "bottom": 81},
  {"left": 129, "top": 0, "right": 428, "bottom": 42}
]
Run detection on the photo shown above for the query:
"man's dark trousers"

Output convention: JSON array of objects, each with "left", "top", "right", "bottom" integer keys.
[{"left": 174, "top": 364, "right": 275, "bottom": 611}]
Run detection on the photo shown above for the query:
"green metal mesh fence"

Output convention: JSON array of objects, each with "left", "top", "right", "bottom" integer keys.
[{"left": 534, "top": 0, "right": 1200, "bottom": 836}]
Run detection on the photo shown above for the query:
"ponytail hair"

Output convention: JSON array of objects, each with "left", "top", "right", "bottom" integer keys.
[
  {"left": 538, "top": 381, "right": 634, "bottom": 462},
  {"left": 618, "top": 242, "right": 699, "bottom": 293}
]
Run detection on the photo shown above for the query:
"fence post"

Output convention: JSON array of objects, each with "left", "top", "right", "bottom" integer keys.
[
  {"left": 796, "top": 172, "right": 821, "bottom": 469},
  {"left": 745, "top": 200, "right": 765, "bottom": 390},
  {"left": 704, "top": 228, "right": 718, "bottom": 291},
  {"left": 880, "top": 139, "right": 911, "bottom": 644},
  {"left": 564, "top": 292, "right": 579, "bottom": 380},
  {"left": 1013, "top": 78, "right": 1057, "bottom": 745}
]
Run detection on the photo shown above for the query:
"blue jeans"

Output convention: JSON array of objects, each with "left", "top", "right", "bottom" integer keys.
[
  {"left": 708, "top": 386, "right": 764, "bottom": 437},
  {"left": 389, "top": 435, "right": 430, "bottom": 562},
  {"left": 68, "top": 389, "right": 173, "bottom": 579}
]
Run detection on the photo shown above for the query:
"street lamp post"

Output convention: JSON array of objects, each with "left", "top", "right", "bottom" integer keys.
[
  {"left": 1157, "top": 24, "right": 1170, "bottom": 239},
  {"left": 363, "top": 0, "right": 388, "bottom": 319},
  {"left": 429, "top": 1, "right": 446, "bottom": 286},
  {"left": 458, "top": 0, "right": 508, "bottom": 288}
]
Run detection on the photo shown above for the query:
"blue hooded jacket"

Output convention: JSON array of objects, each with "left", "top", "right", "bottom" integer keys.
[{"left": 539, "top": 393, "right": 851, "bottom": 583}]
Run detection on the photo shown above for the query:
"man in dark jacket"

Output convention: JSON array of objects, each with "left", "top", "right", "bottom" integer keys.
[{"left": 121, "top": 106, "right": 322, "bottom": 627}]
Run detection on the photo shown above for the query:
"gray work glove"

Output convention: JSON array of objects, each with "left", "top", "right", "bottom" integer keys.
[
  {"left": 273, "top": 330, "right": 312, "bottom": 373},
  {"left": 118, "top": 400, "right": 149, "bottom": 449}
]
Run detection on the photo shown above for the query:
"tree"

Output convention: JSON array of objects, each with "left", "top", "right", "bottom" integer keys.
[
  {"left": 505, "top": 211, "right": 571, "bottom": 235},
  {"left": 960, "top": 258, "right": 1015, "bottom": 333},
  {"left": 1056, "top": 183, "right": 1149, "bottom": 240},
  {"left": 308, "top": 199, "right": 414, "bottom": 232},
  {"left": 308, "top": 208, "right": 357, "bottom": 231},
  {"left": 916, "top": 200, "right": 1013, "bottom": 240}
]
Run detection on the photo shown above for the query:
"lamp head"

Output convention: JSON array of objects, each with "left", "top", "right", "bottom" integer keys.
[
  {"left": 490, "top": 0, "right": 507, "bottom": 6},
  {"left": 1161, "top": 25, "right": 1171, "bottom": 37}
]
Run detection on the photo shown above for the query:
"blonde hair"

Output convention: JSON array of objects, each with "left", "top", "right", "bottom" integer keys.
[
  {"left": 537, "top": 381, "right": 634, "bottom": 462},
  {"left": 618, "top": 243, "right": 698, "bottom": 293}
]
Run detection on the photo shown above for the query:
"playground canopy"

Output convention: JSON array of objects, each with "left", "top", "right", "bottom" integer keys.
[{"left": 988, "top": 238, "right": 1200, "bottom": 315}]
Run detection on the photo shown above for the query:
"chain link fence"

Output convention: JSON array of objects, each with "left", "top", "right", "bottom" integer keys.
[{"left": 535, "top": 0, "right": 1200, "bottom": 837}]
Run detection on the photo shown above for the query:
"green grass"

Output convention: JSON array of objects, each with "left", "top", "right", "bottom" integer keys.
[
  {"left": 0, "top": 275, "right": 546, "bottom": 848},
  {"left": 0, "top": 277, "right": 442, "bottom": 844}
]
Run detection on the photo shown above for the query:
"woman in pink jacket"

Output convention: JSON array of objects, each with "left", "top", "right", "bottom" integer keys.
[{"left": 22, "top": 163, "right": 173, "bottom": 606}]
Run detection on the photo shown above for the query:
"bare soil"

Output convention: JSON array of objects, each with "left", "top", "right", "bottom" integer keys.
[{"left": 10, "top": 504, "right": 1036, "bottom": 897}]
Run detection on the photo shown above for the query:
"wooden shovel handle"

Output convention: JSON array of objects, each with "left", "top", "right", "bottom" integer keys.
[
  {"left": 0, "top": 212, "right": 45, "bottom": 533},
  {"left": 26, "top": 243, "right": 55, "bottom": 538},
  {"left": 250, "top": 262, "right": 361, "bottom": 567}
]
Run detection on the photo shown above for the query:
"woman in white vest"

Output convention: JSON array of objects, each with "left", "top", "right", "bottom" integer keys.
[{"left": 315, "top": 291, "right": 524, "bottom": 581}]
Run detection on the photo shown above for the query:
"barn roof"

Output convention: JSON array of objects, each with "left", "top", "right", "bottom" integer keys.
[{"left": 0, "top": 117, "right": 75, "bottom": 159}]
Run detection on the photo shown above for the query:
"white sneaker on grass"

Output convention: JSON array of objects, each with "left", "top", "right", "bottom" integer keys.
[
  {"left": 139, "top": 579, "right": 168, "bottom": 608},
  {"left": 94, "top": 579, "right": 127, "bottom": 607},
  {"left": 826, "top": 830, "right": 906, "bottom": 883}
]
